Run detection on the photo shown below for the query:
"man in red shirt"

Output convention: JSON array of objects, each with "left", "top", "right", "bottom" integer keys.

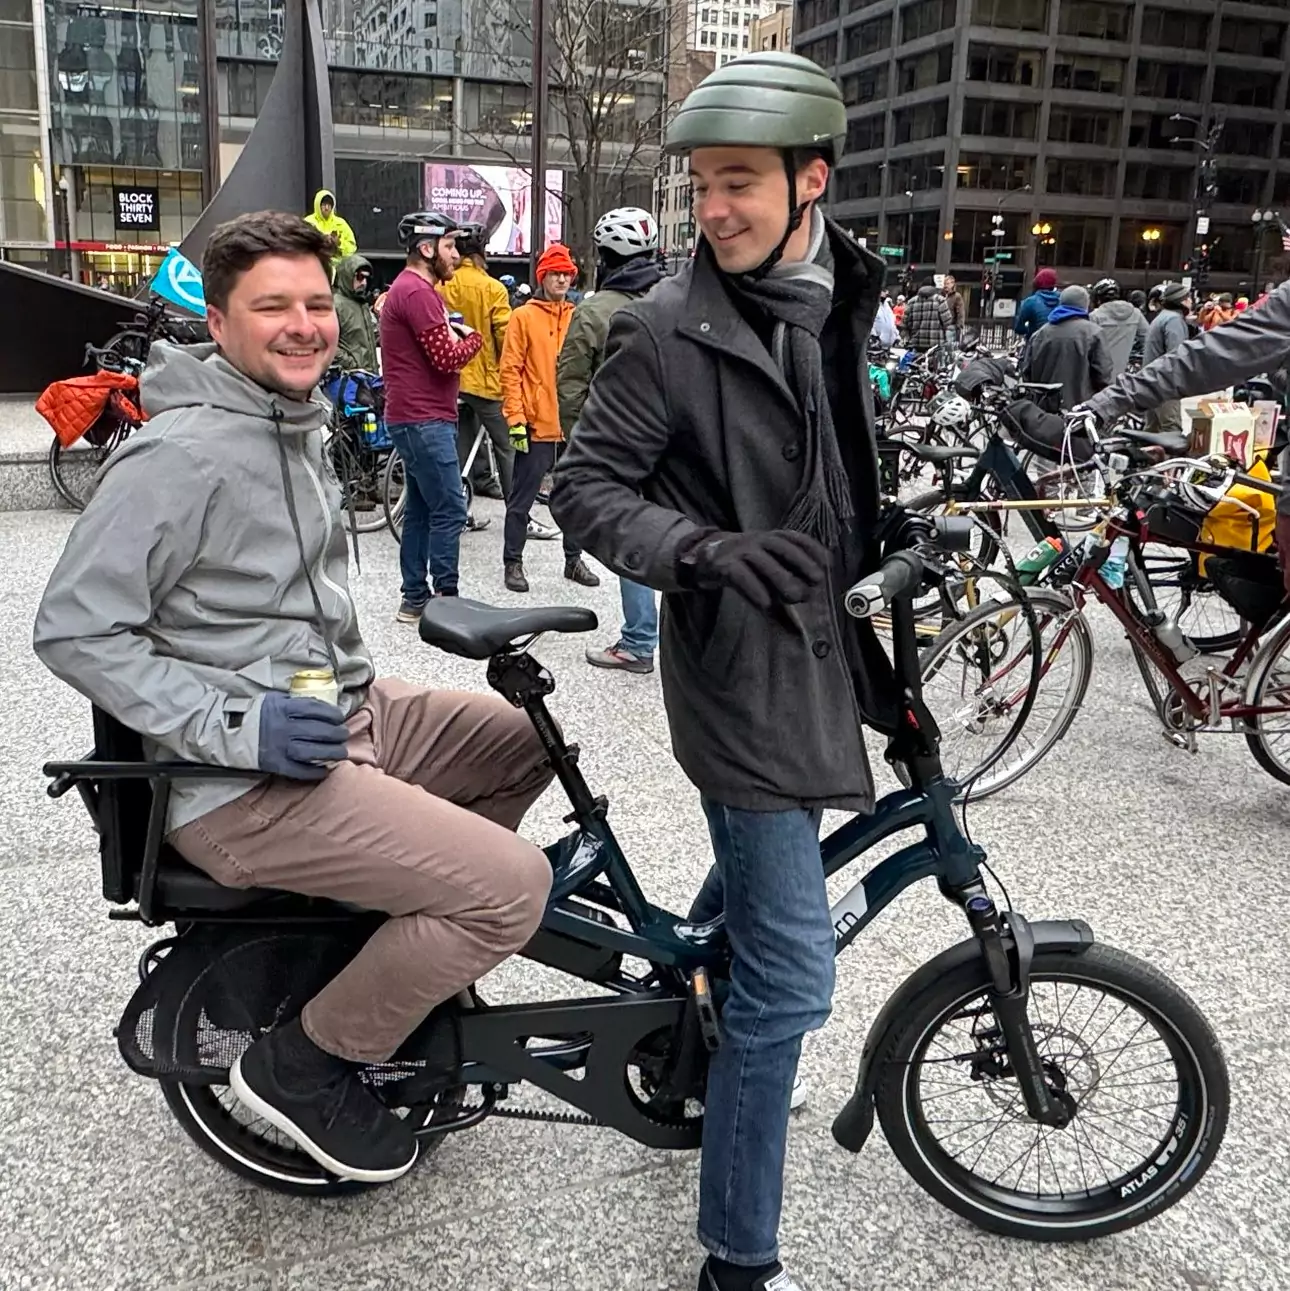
[{"left": 380, "top": 210, "right": 483, "bottom": 618}]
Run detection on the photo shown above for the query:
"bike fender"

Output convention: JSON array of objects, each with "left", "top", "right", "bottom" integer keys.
[{"left": 830, "top": 918, "right": 1094, "bottom": 1153}]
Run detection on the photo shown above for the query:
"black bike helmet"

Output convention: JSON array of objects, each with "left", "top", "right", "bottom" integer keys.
[
  {"left": 1091, "top": 277, "right": 1120, "bottom": 306},
  {"left": 398, "top": 210, "right": 459, "bottom": 252},
  {"left": 454, "top": 221, "right": 488, "bottom": 258}
]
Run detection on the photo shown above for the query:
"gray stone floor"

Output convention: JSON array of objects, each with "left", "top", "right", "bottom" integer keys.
[{"left": 3, "top": 501, "right": 1288, "bottom": 1291}]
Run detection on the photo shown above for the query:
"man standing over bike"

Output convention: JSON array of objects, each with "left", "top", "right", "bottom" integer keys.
[
  {"left": 552, "top": 52, "right": 892, "bottom": 1291},
  {"left": 34, "top": 209, "right": 553, "bottom": 1188},
  {"left": 557, "top": 206, "right": 664, "bottom": 672},
  {"left": 332, "top": 253, "right": 379, "bottom": 373},
  {"left": 380, "top": 210, "right": 483, "bottom": 616}
]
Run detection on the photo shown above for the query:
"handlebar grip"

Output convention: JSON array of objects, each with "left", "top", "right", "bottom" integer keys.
[{"left": 843, "top": 550, "right": 924, "bottom": 619}]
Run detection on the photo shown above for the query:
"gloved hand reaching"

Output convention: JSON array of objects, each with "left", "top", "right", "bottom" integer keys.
[
  {"left": 258, "top": 692, "right": 349, "bottom": 780},
  {"left": 680, "top": 529, "right": 830, "bottom": 611},
  {"left": 509, "top": 424, "right": 530, "bottom": 453}
]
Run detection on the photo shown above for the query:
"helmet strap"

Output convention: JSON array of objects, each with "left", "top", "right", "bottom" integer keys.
[{"left": 741, "top": 152, "right": 810, "bottom": 282}]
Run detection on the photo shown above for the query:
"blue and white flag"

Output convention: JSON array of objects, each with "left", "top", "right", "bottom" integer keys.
[{"left": 149, "top": 247, "right": 205, "bottom": 315}]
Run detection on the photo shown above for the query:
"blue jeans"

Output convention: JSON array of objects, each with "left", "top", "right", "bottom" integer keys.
[
  {"left": 618, "top": 578, "right": 658, "bottom": 658},
  {"left": 691, "top": 800, "right": 835, "bottom": 1265},
  {"left": 388, "top": 419, "right": 467, "bottom": 602}
]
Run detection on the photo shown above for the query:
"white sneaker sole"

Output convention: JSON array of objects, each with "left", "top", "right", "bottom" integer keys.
[
  {"left": 790, "top": 1076, "right": 807, "bottom": 1111},
  {"left": 229, "top": 1054, "right": 419, "bottom": 1185}
]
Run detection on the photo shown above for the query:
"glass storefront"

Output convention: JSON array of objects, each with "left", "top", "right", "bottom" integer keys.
[
  {"left": 1, "top": 2, "right": 47, "bottom": 244},
  {"left": 45, "top": 0, "right": 203, "bottom": 171},
  {"left": 70, "top": 164, "right": 202, "bottom": 244}
]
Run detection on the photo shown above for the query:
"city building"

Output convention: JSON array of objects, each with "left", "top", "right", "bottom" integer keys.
[
  {"left": 0, "top": 0, "right": 664, "bottom": 288},
  {"left": 795, "top": 0, "right": 1290, "bottom": 309},
  {"left": 751, "top": 1, "right": 792, "bottom": 54}
]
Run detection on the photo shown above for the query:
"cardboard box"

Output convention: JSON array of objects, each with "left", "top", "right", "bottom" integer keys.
[
  {"left": 1188, "top": 399, "right": 1258, "bottom": 466},
  {"left": 1252, "top": 400, "right": 1280, "bottom": 452}
]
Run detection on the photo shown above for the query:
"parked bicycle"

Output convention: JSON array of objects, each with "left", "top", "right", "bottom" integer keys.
[
  {"left": 321, "top": 366, "right": 393, "bottom": 535},
  {"left": 43, "top": 512, "right": 1229, "bottom": 1238}
]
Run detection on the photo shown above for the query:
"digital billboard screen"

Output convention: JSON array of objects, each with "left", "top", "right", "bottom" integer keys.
[{"left": 423, "top": 164, "right": 564, "bottom": 256}]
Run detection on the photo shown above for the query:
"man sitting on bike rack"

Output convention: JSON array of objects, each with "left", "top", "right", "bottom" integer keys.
[
  {"left": 33, "top": 210, "right": 555, "bottom": 1187},
  {"left": 552, "top": 52, "right": 894, "bottom": 1291}
]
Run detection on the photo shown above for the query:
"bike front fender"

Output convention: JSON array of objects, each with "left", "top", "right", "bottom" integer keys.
[{"left": 830, "top": 918, "right": 1095, "bottom": 1153}]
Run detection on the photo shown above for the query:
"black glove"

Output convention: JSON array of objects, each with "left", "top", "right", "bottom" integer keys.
[
  {"left": 680, "top": 530, "right": 830, "bottom": 611},
  {"left": 257, "top": 692, "right": 349, "bottom": 781}
]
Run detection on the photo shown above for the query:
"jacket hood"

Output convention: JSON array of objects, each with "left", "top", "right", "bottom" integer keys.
[
  {"left": 312, "top": 188, "right": 337, "bottom": 220},
  {"left": 1093, "top": 299, "right": 1140, "bottom": 322},
  {"left": 1046, "top": 304, "right": 1089, "bottom": 325},
  {"left": 139, "top": 342, "right": 330, "bottom": 435},
  {"left": 528, "top": 296, "right": 574, "bottom": 318},
  {"left": 916, "top": 284, "right": 936, "bottom": 298},
  {"left": 600, "top": 256, "right": 664, "bottom": 295},
  {"left": 1035, "top": 288, "right": 1061, "bottom": 306},
  {"left": 333, "top": 253, "right": 372, "bottom": 298}
]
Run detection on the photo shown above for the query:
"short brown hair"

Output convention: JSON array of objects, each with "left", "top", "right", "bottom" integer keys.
[{"left": 202, "top": 210, "right": 336, "bottom": 310}]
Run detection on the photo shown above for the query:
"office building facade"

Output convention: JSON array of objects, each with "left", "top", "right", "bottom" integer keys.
[{"left": 796, "top": 0, "right": 1290, "bottom": 303}]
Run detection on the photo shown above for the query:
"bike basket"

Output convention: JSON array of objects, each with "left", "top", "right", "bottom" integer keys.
[
  {"left": 1204, "top": 550, "right": 1285, "bottom": 629},
  {"left": 1000, "top": 399, "right": 1095, "bottom": 464},
  {"left": 354, "top": 413, "right": 392, "bottom": 452},
  {"left": 117, "top": 922, "right": 375, "bottom": 1084},
  {"left": 1128, "top": 481, "right": 1209, "bottom": 546}
]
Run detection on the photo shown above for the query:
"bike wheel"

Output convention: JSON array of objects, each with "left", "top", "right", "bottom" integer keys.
[
  {"left": 919, "top": 589, "right": 1093, "bottom": 798},
  {"left": 1242, "top": 611, "right": 1290, "bottom": 783},
  {"left": 874, "top": 942, "right": 1229, "bottom": 1241},
  {"left": 1024, "top": 457, "right": 1105, "bottom": 535},
  {"left": 47, "top": 420, "right": 131, "bottom": 510},
  {"left": 383, "top": 448, "right": 407, "bottom": 540},
  {"left": 160, "top": 1078, "right": 463, "bottom": 1198},
  {"left": 104, "top": 328, "right": 151, "bottom": 369},
  {"left": 327, "top": 427, "right": 389, "bottom": 534},
  {"left": 1126, "top": 546, "right": 1243, "bottom": 654}
]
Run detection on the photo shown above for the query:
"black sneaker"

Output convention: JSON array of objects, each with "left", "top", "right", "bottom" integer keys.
[
  {"left": 698, "top": 1260, "right": 803, "bottom": 1291},
  {"left": 465, "top": 512, "right": 491, "bottom": 532},
  {"left": 504, "top": 561, "right": 529, "bottom": 593},
  {"left": 564, "top": 557, "right": 601, "bottom": 588},
  {"left": 396, "top": 599, "right": 428, "bottom": 624},
  {"left": 230, "top": 1025, "right": 418, "bottom": 1184}
]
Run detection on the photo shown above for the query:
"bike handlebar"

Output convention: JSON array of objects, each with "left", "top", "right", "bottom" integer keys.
[{"left": 842, "top": 515, "right": 975, "bottom": 620}]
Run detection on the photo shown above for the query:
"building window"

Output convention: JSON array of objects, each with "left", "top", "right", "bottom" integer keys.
[
  {"left": 1217, "top": 18, "right": 1286, "bottom": 59},
  {"left": 889, "top": 151, "right": 944, "bottom": 194},
  {"left": 1215, "top": 168, "right": 1264, "bottom": 206},
  {"left": 1052, "top": 54, "right": 1125, "bottom": 94},
  {"left": 1045, "top": 158, "right": 1115, "bottom": 197},
  {"left": 844, "top": 111, "right": 886, "bottom": 153},
  {"left": 798, "top": 32, "right": 835, "bottom": 64},
  {"left": 962, "top": 98, "right": 1038, "bottom": 140},
  {"left": 1135, "top": 60, "right": 1205, "bottom": 100},
  {"left": 0, "top": 22, "right": 37, "bottom": 113},
  {"left": 842, "top": 63, "right": 888, "bottom": 105},
  {"left": 966, "top": 43, "right": 1044, "bottom": 86},
  {"left": 1222, "top": 119, "right": 1276, "bottom": 157},
  {"left": 900, "top": 0, "right": 956, "bottom": 44},
  {"left": 1115, "top": 220, "right": 1184, "bottom": 272},
  {"left": 834, "top": 162, "right": 883, "bottom": 200},
  {"left": 1205, "top": 222, "right": 1259, "bottom": 274},
  {"left": 1057, "top": 2, "right": 1130, "bottom": 40},
  {"left": 950, "top": 209, "right": 1023, "bottom": 266},
  {"left": 1140, "top": 6, "right": 1210, "bottom": 49},
  {"left": 1212, "top": 68, "right": 1279, "bottom": 109},
  {"left": 971, "top": 0, "right": 1047, "bottom": 31},
  {"left": 1050, "top": 217, "right": 1109, "bottom": 270},
  {"left": 798, "top": 0, "right": 839, "bottom": 30},
  {"left": 1048, "top": 108, "right": 1120, "bottom": 147},
  {"left": 1121, "top": 164, "right": 1195, "bottom": 202},
  {"left": 957, "top": 153, "right": 1034, "bottom": 190},
  {"left": 843, "top": 14, "right": 891, "bottom": 60},
  {"left": 897, "top": 46, "right": 952, "bottom": 94},
  {"left": 893, "top": 98, "right": 948, "bottom": 144}
]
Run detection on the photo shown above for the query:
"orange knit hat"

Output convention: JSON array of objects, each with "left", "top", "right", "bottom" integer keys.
[{"left": 536, "top": 243, "right": 577, "bottom": 282}]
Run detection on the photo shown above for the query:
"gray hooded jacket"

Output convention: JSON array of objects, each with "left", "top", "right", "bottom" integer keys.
[
  {"left": 34, "top": 343, "right": 375, "bottom": 829},
  {"left": 1090, "top": 299, "right": 1148, "bottom": 377}
]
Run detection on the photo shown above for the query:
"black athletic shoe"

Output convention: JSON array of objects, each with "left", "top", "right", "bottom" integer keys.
[
  {"left": 564, "top": 557, "right": 601, "bottom": 588},
  {"left": 230, "top": 1024, "right": 418, "bottom": 1184},
  {"left": 698, "top": 1260, "right": 803, "bottom": 1291}
]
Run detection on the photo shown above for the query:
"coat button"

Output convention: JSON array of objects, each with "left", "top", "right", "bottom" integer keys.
[
  {"left": 699, "top": 321, "right": 711, "bottom": 332},
  {"left": 625, "top": 549, "right": 642, "bottom": 569},
  {"left": 812, "top": 640, "right": 831, "bottom": 659},
  {"left": 782, "top": 441, "right": 801, "bottom": 462}
]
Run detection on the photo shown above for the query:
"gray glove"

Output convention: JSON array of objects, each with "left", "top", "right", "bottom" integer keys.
[{"left": 257, "top": 692, "right": 349, "bottom": 780}]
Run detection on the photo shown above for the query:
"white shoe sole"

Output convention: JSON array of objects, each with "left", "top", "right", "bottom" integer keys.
[
  {"left": 790, "top": 1076, "right": 807, "bottom": 1111},
  {"left": 229, "top": 1054, "right": 419, "bottom": 1185}
]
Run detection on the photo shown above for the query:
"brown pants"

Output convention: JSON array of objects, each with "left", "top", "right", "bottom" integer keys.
[{"left": 171, "top": 679, "right": 554, "bottom": 1063}]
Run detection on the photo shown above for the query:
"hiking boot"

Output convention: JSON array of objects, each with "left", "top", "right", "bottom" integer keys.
[
  {"left": 527, "top": 519, "right": 559, "bottom": 541},
  {"left": 586, "top": 642, "right": 654, "bottom": 674},
  {"left": 229, "top": 1019, "right": 418, "bottom": 1184},
  {"left": 395, "top": 599, "right": 428, "bottom": 624},
  {"left": 564, "top": 558, "right": 601, "bottom": 588},
  {"left": 698, "top": 1259, "right": 804, "bottom": 1291},
  {"left": 504, "top": 561, "right": 529, "bottom": 593},
  {"left": 465, "top": 512, "right": 491, "bottom": 532}
]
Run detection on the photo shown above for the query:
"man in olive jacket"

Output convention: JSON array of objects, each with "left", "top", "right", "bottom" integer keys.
[
  {"left": 332, "top": 253, "right": 378, "bottom": 372},
  {"left": 551, "top": 52, "right": 892, "bottom": 1291}
]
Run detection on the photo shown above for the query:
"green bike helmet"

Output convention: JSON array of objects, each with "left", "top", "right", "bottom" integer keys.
[
  {"left": 665, "top": 51, "right": 846, "bottom": 163},
  {"left": 665, "top": 52, "right": 846, "bottom": 277}
]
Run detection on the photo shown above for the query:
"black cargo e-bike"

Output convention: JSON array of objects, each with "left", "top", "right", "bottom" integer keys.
[{"left": 43, "top": 523, "right": 1229, "bottom": 1241}]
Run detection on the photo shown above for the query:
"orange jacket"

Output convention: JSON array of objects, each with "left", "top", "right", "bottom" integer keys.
[{"left": 499, "top": 297, "right": 574, "bottom": 442}]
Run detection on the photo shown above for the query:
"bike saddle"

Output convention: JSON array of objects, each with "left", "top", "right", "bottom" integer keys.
[
  {"left": 903, "top": 443, "right": 979, "bottom": 464},
  {"left": 419, "top": 597, "right": 598, "bottom": 660},
  {"left": 1119, "top": 426, "right": 1191, "bottom": 456}
]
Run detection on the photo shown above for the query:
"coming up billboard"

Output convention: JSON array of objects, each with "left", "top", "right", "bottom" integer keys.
[{"left": 423, "top": 164, "right": 564, "bottom": 256}]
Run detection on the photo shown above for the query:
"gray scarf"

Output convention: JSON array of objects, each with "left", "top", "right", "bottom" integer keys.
[{"left": 729, "top": 208, "right": 854, "bottom": 545}]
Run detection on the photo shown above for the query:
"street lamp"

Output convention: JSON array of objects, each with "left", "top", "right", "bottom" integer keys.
[
  {"left": 1141, "top": 226, "right": 1162, "bottom": 290},
  {"left": 1251, "top": 208, "right": 1278, "bottom": 297},
  {"left": 1169, "top": 112, "right": 1224, "bottom": 298},
  {"left": 1031, "top": 220, "right": 1056, "bottom": 265}
]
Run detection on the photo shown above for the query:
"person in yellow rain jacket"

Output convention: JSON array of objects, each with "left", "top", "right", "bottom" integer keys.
[{"left": 304, "top": 189, "right": 357, "bottom": 265}]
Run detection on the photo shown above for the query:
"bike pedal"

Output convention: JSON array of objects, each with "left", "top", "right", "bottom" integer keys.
[{"left": 691, "top": 967, "right": 722, "bottom": 1053}]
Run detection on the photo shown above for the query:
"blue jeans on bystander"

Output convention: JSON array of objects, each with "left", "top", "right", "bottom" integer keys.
[
  {"left": 388, "top": 419, "right": 468, "bottom": 603},
  {"left": 618, "top": 578, "right": 658, "bottom": 659},
  {"left": 689, "top": 800, "right": 835, "bottom": 1266}
]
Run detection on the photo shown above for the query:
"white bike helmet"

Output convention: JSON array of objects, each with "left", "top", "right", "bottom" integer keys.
[
  {"left": 593, "top": 207, "right": 659, "bottom": 257},
  {"left": 929, "top": 391, "right": 972, "bottom": 429}
]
